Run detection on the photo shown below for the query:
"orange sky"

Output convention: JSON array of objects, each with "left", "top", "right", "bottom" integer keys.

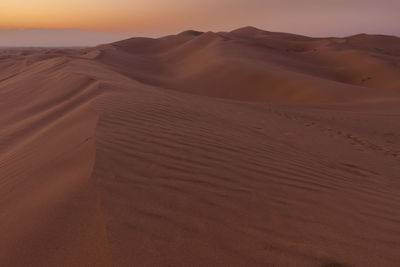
[
  {"left": 0, "top": 0, "right": 244, "bottom": 34},
  {"left": 1, "top": 0, "right": 399, "bottom": 46}
]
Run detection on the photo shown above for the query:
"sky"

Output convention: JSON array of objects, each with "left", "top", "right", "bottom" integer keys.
[{"left": 0, "top": 0, "right": 399, "bottom": 46}]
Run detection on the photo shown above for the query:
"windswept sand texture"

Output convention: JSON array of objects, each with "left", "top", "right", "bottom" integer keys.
[{"left": 0, "top": 27, "right": 400, "bottom": 266}]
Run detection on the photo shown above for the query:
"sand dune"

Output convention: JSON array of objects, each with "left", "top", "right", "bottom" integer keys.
[
  {"left": 96, "top": 26, "right": 400, "bottom": 103},
  {"left": 0, "top": 27, "right": 400, "bottom": 266}
]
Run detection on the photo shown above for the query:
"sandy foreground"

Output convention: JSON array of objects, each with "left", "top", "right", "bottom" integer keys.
[{"left": 0, "top": 27, "right": 399, "bottom": 266}]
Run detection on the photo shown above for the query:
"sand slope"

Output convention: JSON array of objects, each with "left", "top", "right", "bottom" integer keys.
[{"left": 0, "top": 28, "right": 400, "bottom": 266}]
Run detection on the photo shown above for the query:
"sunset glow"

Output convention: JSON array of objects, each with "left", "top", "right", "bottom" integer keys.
[{"left": 1, "top": 0, "right": 399, "bottom": 46}]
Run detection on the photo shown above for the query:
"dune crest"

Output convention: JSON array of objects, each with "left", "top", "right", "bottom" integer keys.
[{"left": 0, "top": 27, "right": 400, "bottom": 266}]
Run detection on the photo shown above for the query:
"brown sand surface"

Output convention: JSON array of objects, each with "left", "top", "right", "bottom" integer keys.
[{"left": 0, "top": 27, "right": 400, "bottom": 266}]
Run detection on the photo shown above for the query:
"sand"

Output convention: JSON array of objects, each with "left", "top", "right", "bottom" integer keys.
[{"left": 0, "top": 27, "right": 399, "bottom": 266}]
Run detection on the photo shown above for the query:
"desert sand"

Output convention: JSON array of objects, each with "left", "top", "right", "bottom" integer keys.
[{"left": 0, "top": 27, "right": 399, "bottom": 266}]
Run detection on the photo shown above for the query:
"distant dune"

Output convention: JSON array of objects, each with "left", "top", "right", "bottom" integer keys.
[
  {"left": 98, "top": 26, "right": 400, "bottom": 103},
  {"left": 0, "top": 27, "right": 399, "bottom": 266}
]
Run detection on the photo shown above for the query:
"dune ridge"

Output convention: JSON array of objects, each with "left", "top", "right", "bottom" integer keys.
[{"left": 0, "top": 27, "right": 400, "bottom": 266}]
